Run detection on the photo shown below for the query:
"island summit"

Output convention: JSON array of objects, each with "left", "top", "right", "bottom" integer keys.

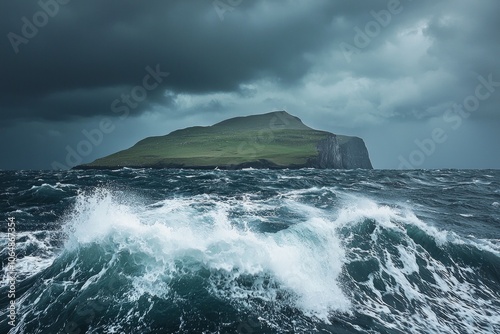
[{"left": 75, "top": 111, "right": 373, "bottom": 170}]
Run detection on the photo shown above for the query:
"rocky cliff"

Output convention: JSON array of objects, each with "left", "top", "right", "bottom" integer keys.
[{"left": 310, "top": 134, "right": 372, "bottom": 169}]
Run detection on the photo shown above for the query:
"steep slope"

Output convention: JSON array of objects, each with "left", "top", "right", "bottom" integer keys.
[{"left": 76, "top": 111, "right": 372, "bottom": 169}]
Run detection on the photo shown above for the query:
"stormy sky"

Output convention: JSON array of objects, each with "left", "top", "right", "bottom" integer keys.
[{"left": 1, "top": 0, "right": 499, "bottom": 170}]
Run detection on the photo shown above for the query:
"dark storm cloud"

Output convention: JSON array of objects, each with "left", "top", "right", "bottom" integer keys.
[
  {"left": 0, "top": 0, "right": 453, "bottom": 122},
  {"left": 1, "top": 0, "right": 351, "bottom": 122},
  {"left": 1, "top": 0, "right": 499, "bottom": 169}
]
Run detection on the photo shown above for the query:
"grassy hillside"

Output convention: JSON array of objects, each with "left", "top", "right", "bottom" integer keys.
[
  {"left": 80, "top": 111, "right": 352, "bottom": 169},
  {"left": 211, "top": 111, "right": 312, "bottom": 131}
]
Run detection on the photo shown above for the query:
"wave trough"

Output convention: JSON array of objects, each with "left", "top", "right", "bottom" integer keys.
[{"left": 1, "top": 169, "right": 499, "bottom": 333}]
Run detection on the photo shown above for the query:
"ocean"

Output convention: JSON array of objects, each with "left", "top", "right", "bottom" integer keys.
[{"left": 1, "top": 169, "right": 499, "bottom": 333}]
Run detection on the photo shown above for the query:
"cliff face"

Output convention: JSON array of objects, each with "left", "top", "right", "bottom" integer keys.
[
  {"left": 313, "top": 135, "right": 343, "bottom": 168},
  {"left": 339, "top": 136, "right": 373, "bottom": 169},
  {"left": 312, "top": 134, "right": 373, "bottom": 169}
]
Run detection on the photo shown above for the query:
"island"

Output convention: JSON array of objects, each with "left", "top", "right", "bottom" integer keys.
[{"left": 75, "top": 111, "right": 373, "bottom": 170}]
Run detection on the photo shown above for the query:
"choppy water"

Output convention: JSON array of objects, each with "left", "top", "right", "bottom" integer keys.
[{"left": 1, "top": 169, "right": 500, "bottom": 333}]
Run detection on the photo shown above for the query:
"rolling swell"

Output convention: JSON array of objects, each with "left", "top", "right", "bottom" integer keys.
[{"left": 0, "top": 169, "right": 499, "bottom": 333}]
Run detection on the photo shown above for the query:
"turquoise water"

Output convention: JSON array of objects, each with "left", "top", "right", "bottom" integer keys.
[{"left": 1, "top": 169, "right": 500, "bottom": 333}]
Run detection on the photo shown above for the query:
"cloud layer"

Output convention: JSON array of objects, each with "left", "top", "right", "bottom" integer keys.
[{"left": 1, "top": 0, "right": 499, "bottom": 169}]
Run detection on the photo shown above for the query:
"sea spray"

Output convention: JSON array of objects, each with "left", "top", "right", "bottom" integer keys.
[{"left": 1, "top": 169, "right": 499, "bottom": 333}]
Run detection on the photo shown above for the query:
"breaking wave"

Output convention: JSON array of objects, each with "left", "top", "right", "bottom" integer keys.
[{"left": 1, "top": 169, "right": 500, "bottom": 333}]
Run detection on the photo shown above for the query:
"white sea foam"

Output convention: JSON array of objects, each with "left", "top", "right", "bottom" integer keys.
[
  {"left": 29, "top": 183, "right": 64, "bottom": 192},
  {"left": 333, "top": 196, "right": 500, "bottom": 333},
  {"left": 0, "top": 230, "right": 58, "bottom": 286},
  {"left": 21, "top": 187, "right": 494, "bottom": 333},
  {"left": 62, "top": 188, "right": 351, "bottom": 320}
]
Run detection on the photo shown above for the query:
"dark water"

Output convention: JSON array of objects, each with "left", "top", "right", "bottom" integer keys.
[{"left": 1, "top": 169, "right": 500, "bottom": 334}]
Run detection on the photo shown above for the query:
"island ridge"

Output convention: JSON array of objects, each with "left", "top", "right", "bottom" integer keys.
[{"left": 75, "top": 111, "right": 373, "bottom": 170}]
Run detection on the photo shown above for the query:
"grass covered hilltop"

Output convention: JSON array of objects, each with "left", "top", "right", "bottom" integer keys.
[{"left": 76, "top": 111, "right": 373, "bottom": 169}]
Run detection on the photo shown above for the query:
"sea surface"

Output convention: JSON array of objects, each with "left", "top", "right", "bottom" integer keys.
[{"left": 1, "top": 169, "right": 500, "bottom": 334}]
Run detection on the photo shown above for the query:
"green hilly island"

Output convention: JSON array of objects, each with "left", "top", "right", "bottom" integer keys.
[{"left": 76, "top": 111, "right": 372, "bottom": 169}]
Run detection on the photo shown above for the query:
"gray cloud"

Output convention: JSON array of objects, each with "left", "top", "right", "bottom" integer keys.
[
  {"left": 1, "top": 0, "right": 343, "bottom": 121},
  {"left": 1, "top": 0, "right": 499, "bottom": 169}
]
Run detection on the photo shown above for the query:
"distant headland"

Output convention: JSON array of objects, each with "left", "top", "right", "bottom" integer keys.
[{"left": 74, "top": 111, "right": 373, "bottom": 170}]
